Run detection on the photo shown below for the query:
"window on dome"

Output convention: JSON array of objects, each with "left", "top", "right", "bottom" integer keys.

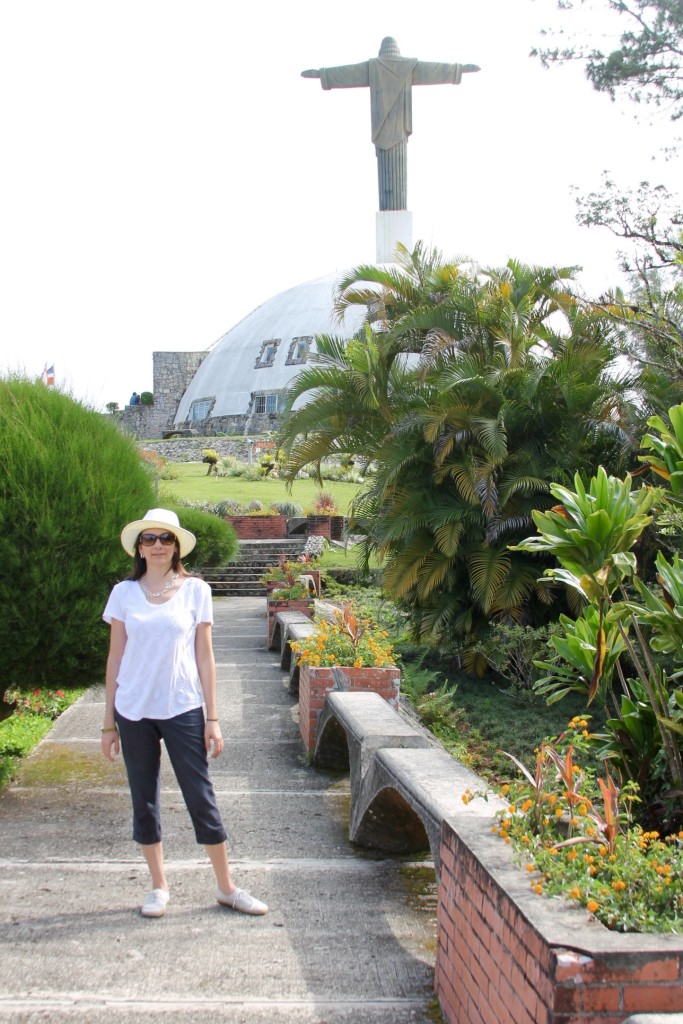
[
  {"left": 190, "top": 398, "right": 213, "bottom": 420},
  {"left": 253, "top": 394, "right": 279, "bottom": 415},
  {"left": 254, "top": 339, "right": 281, "bottom": 369},
  {"left": 286, "top": 336, "right": 313, "bottom": 365}
]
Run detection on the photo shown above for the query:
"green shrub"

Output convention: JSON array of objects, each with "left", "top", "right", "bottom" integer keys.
[
  {"left": 271, "top": 501, "right": 303, "bottom": 517},
  {"left": 0, "top": 378, "right": 156, "bottom": 688},
  {"left": 215, "top": 499, "right": 246, "bottom": 516},
  {"left": 175, "top": 506, "right": 238, "bottom": 567},
  {"left": 140, "top": 391, "right": 153, "bottom": 405},
  {"left": 217, "top": 455, "right": 247, "bottom": 477}
]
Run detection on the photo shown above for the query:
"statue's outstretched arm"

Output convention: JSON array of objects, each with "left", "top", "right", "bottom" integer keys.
[
  {"left": 413, "top": 61, "right": 480, "bottom": 85},
  {"left": 301, "top": 62, "right": 370, "bottom": 89}
]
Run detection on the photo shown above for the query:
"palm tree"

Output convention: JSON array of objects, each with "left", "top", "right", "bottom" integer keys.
[{"left": 280, "top": 247, "right": 644, "bottom": 647}]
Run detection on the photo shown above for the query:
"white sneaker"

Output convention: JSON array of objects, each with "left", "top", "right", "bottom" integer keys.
[
  {"left": 216, "top": 886, "right": 268, "bottom": 915},
  {"left": 141, "top": 888, "right": 170, "bottom": 918}
]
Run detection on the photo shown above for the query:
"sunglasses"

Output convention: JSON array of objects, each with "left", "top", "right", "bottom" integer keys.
[{"left": 138, "top": 532, "right": 177, "bottom": 547}]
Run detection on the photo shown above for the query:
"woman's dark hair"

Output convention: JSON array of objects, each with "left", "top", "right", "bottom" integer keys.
[{"left": 128, "top": 533, "right": 189, "bottom": 580}]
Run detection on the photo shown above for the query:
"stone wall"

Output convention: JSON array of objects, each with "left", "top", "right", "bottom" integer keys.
[
  {"left": 136, "top": 437, "right": 276, "bottom": 462},
  {"left": 116, "top": 350, "right": 207, "bottom": 438},
  {"left": 173, "top": 411, "right": 284, "bottom": 436}
]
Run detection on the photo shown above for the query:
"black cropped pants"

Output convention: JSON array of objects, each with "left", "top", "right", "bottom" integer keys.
[{"left": 115, "top": 706, "right": 227, "bottom": 846}]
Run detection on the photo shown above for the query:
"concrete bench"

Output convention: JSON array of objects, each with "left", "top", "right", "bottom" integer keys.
[
  {"left": 350, "top": 745, "right": 499, "bottom": 877},
  {"left": 269, "top": 610, "right": 313, "bottom": 655},
  {"left": 312, "top": 687, "right": 499, "bottom": 877},
  {"left": 268, "top": 612, "right": 316, "bottom": 695},
  {"left": 314, "top": 690, "right": 431, "bottom": 792}
]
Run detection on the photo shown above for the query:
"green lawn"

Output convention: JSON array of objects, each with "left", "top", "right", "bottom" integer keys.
[{"left": 159, "top": 463, "right": 363, "bottom": 515}]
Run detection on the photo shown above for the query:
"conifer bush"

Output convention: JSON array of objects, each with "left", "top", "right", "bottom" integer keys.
[
  {"left": 0, "top": 379, "right": 156, "bottom": 688},
  {"left": 174, "top": 505, "right": 238, "bottom": 568}
]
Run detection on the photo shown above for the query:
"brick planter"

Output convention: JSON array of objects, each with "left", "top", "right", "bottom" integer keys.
[
  {"left": 305, "top": 515, "right": 332, "bottom": 539},
  {"left": 299, "top": 664, "right": 400, "bottom": 752},
  {"left": 435, "top": 814, "right": 683, "bottom": 1024},
  {"left": 266, "top": 596, "right": 314, "bottom": 646},
  {"left": 330, "top": 515, "right": 345, "bottom": 541},
  {"left": 224, "top": 515, "right": 287, "bottom": 539}
]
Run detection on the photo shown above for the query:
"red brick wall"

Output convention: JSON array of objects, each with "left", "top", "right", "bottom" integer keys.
[
  {"left": 266, "top": 598, "right": 314, "bottom": 645},
  {"left": 435, "top": 818, "right": 683, "bottom": 1024},
  {"left": 305, "top": 515, "right": 332, "bottom": 539},
  {"left": 224, "top": 515, "right": 287, "bottom": 539},
  {"left": 299, "top": 664, "right": 400, "bottom": 751}
]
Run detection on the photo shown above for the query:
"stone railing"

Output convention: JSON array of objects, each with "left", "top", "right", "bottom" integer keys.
[{"left": 269, "top": 607, "right": 683, "bottom": 1024}]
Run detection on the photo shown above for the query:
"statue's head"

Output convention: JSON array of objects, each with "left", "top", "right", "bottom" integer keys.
[{"left": 379, "top": 37, "right": 400, "bottom": 58}]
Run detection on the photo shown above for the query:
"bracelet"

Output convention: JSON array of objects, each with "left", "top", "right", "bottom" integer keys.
[
  {"left": 206, "top": 718, "right": 219, "bottom": 722},
  {"left": 101, "top": 726, "right": 118, "bottom": 734}
]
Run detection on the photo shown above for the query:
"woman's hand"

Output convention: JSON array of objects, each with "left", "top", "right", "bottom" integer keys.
[
  {"left": 205, "top": 720, "right": 224, "bottom": 759},
  {"left": 101, "top": 729, "right": 120, "bottom": 762}
]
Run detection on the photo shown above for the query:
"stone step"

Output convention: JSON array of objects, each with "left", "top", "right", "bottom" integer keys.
[{"left": 199, "top": 538, "right": 310, "bottom": 596}]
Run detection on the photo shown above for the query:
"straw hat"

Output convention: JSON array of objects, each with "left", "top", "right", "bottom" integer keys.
[{"left": 120, "top": 508, "right": 196, "bottom": 558}]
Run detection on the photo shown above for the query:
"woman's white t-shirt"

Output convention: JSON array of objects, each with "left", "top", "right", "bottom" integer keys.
[{"left": 103, "top": 577, "right": 213, "bottom": 721}]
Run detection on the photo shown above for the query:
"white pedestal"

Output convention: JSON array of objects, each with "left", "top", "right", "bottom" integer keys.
[{"left": 376, "top": 210, "right": 413, "bottom": 263}]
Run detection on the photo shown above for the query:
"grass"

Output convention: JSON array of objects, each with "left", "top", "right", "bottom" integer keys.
[
  {"left": 0, "top": 688, "right": 87, "bottom": 789},
  {"left": 159, "top": 462, "right": 363, "bottom": 514}
]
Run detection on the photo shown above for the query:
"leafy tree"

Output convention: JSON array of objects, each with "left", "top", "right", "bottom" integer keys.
[
  {"left": 533, "top": 1, "right": 683, "bottom": 118},
  {"left": 571, "top": 176, "right": 683, "bottom": 407}
]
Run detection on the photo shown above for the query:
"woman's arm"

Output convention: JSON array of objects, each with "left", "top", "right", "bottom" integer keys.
[
  {"left": 196, "top": 621, "right": 223, "bottom": 759},
  {"left": 101, "top": 618, "right": 126, "bottom": 761}
]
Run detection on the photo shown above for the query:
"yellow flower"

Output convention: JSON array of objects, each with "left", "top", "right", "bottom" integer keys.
[
  {"left": 587, "top": 900, "right": 599, "bottom": 914},
  {"left": 568, "top": 887, "right": 581, "bottom": 900},
  {"left": 533, "top": 883, "right": 544, "bottom": 895},
  {"left": 612, "top": 880, "right": 627, "bottom": 892}
]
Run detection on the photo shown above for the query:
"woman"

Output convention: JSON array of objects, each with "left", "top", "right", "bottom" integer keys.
[{"left": 101, "top": 508, "right": 267, "bottom": 919}]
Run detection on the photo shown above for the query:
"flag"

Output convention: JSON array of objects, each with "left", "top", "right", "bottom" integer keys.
[{"left": 45, "top": 365, "right": 55, "bottom": 387}]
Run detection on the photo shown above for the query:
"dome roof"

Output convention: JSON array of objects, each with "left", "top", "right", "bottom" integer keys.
[{"left": 174, "top": 271, "right": 367, "bottom": 425}]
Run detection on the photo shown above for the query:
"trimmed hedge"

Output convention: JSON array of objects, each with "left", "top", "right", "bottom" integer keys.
[{"left": 0, "top": 379, "right": 156, "bottom": 687}]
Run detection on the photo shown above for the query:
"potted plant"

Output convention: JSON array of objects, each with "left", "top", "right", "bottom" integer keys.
[
  {"left": 265, "top": 554, "right": 316, "bottom": 644},
  {"left": 290, "top": 603, "right": 400, "bottom": 750}
]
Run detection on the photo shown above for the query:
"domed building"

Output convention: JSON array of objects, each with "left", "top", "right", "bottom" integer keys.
[
  {"left": 174, "top": 271, "right": 366, "bottom": 435},
  {"left": 123, "top": 270, "right": 367, "bottom": 439}
]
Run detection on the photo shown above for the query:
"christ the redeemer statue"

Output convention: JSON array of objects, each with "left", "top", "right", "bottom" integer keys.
[{"left": 302, "top": 36, "right": 479, "bottom": 213}]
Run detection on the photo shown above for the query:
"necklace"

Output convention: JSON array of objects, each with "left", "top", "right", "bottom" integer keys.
[{"left": 140, "top": 572, "right": 179, "bottom": 599}]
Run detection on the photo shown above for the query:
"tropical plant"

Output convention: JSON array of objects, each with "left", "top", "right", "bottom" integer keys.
[
  {"left": 464, "top": 717, "right": 683, "bottom": 933},
  {"left": 281, "top": 250, "right": 644, "bottom": 648},
  {"left": 513, "top": 425, "right": 683, "bottom": 828}
]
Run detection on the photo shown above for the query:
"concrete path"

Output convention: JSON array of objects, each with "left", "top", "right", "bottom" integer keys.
[{"left": 0, "top": 598, "right": 439, "bottom": 1023}]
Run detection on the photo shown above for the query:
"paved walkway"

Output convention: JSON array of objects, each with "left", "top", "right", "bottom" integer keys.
[{"left": 0, "top": 598, "right": 439, "bottom": 1024}]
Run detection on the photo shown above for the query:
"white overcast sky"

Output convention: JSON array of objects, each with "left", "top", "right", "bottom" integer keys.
[{"left": 1, "top": 0, "right": 680, "bottom": 411}]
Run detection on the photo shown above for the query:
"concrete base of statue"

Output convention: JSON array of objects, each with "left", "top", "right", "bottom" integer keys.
[{"left": 376, "top": 210, "right": 413, "bottom": 263}]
